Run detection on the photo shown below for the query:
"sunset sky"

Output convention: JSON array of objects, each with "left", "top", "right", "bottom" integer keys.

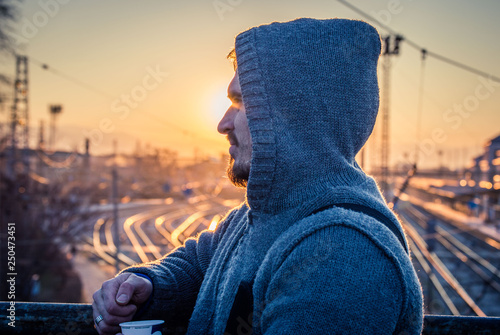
[{"left": 1, "top": 0, "right": 499, "bottom": 170}]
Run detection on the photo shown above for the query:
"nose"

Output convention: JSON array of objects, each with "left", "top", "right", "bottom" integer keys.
[{"left": 217, "top": 107, "right": 236, "bottom": 134}]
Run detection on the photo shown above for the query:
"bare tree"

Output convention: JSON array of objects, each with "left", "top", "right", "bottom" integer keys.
[
  {"left": 0, "top": 171, "right": 91, "bottom": 302},
  {"left": 0, "top": 0, "right": 18, "bottom": 116},
  {"left": 0, "top": 0, "right": 19, "bottom": 55}
]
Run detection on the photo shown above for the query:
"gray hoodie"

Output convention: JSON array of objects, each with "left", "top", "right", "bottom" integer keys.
[{"left": 124, "top": 18, "right": 424, "bottom": 334}]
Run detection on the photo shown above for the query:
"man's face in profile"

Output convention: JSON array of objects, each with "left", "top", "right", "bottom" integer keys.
[{"left": 217, "top": 72, "right": 252, "bottom": 187}]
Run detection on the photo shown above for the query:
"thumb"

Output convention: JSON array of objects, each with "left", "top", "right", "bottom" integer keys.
[{"left": 115, "top": 273, "right": 152, "bottom": 306}]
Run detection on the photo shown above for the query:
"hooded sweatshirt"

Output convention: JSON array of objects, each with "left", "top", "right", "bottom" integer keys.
[{"left": 123, "top": 18, "right": 424, "bottom": 334}]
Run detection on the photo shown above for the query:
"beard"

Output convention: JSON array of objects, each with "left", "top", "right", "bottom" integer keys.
[{"left": 227, "top": 156, "right": 250, "bottom": 188}]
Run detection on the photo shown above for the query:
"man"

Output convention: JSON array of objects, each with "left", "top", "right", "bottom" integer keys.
[{"left": 92, "top": 18, "right": 423, "bottom": 334}]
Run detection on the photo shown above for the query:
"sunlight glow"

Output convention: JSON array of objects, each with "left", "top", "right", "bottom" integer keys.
[
  {"left": 399, "top": 193, "right": 410, "bottom": 201},
  {"left": 208, "top": 215, "right": 221, "bottom": 231},
  {"left": 479, "top": 181, "right": 492, "bottom": 189},
  {"left": 486, "top": 238, "right": 500, "bottom": 250},
  {"left": 209, "top": 86, "right": 231, "bottom": 125}
]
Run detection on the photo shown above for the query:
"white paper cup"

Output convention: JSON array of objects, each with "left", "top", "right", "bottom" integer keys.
[{"left": 119, "top": 320, "right": 164, "bottom": 335}]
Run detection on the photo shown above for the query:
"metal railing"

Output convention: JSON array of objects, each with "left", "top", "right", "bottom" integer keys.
[{"left": 1, "top": 302, "right": 500, "bottom": 334}]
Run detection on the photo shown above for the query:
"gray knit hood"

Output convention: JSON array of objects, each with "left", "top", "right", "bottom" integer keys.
[
  {"left": 235, "top": 18, "right": 388, "bottom": 217},
  {"left": 122, "top": 20, "right": 419, "bottom": 333}
]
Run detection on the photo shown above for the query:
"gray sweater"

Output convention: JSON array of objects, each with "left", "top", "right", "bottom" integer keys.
[{"left": 124, "top": 18, "right": 424, "bottom": 334}]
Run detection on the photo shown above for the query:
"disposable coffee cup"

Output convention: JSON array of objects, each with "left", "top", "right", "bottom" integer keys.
[{"left": 119, "top": 320, "right": 164, "bottom": 335}]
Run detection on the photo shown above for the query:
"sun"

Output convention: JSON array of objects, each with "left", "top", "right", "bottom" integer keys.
[{"left": 207, "top": 84, "right": 231, "bottom": 127}]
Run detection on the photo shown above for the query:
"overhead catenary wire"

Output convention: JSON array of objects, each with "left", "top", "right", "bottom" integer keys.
[
  {"left": 392, "top": 67, "right": 484, "bottom": 148},
  {"left": 29, "top": 56, "right": 115, "bottom": 100},
  {"left": 26, "top": 55, "right": 226, "bottom": 148},
  {"left": 339, "top": 0, "right": 498, "bottom": 201},
  {"left": 337, "top": 0, "right": 500, "bottom": 83}
]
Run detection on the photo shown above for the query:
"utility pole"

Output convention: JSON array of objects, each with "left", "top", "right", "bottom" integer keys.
[
  {"left": 438, "top": 150, "right": 444, "bottom": 178},
  {"left": 38, "top": 120, "right": 45, "bottom": 149},
  {"left": 9, "top": 55, "right": 30, "bottom": 177},
  {"left": 112, "top": 140, "right": 120, "bottom": 273},
  {"left": 49, "top": 104, "right": 62, "bottom": 151},
  {"left": 380, "top": 35, "right": 403, "bottom": 198},
  {"left": 37, "top": 120, "right": 45, "bottom": 175},
  {"left": 83, "top": 138, "right": 90, "bottom": 182}
]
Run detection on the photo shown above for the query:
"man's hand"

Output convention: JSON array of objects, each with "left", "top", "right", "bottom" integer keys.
[{"left": 92, "top": 273, "right": 153, "bottom": 335}]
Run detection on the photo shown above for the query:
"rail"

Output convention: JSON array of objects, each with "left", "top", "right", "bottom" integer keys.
[{"left": 1, "top": 302, "right": 500, "bottom": 334}]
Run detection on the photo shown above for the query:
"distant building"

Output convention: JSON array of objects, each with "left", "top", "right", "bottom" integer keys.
[
  {"left": 462, "top": 133, "right": 500, "bottom": 222},
  {"left": 485, "top": 135, "right": 500, "bottom": 186},
  {"left": 465, "top": 154, "right": 483, "bottom": 187},
  {"left": 465, "top": 134, "right": 500, "bottom": 188}
]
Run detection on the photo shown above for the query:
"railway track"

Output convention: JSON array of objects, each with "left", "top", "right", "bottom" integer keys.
[
  {"left": 88, "top": 197, "right": 235, "bottom": 269},
  {"left": 397, "top": 202, "right": 500, "bottom": 316}
]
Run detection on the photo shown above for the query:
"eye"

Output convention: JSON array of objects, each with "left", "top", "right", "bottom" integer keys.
[{"left": 230, "top": 98, "right": 242, "bottom": 108}]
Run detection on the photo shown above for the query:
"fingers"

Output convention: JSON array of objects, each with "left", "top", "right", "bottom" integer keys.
[
  {"left": 115, "top": 273, "right": 153, "bottom": 306},
  {"left": 92, "top": 300, "right": 124, "bottom": 335},
  {"left": 92, "top": 274, "right": 141, "bottom": 335},
  {"left": 91, "top": 272, "right": 153, "bottom": 335},
  {"left": 95, "top": 275, "right": 138, "bottom": 316},
  {"left": 93, "top": 296, "right": 135, "bottom": 335}
]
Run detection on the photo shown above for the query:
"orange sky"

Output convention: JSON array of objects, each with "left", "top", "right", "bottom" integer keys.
[{"left": 0, "top": 0, "right": 499, "bottom": 170}]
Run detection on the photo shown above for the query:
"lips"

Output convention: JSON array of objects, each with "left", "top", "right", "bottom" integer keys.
[
  {"left": 227, "top": 133, "right": 238, "bottom": 146},
  {"left": 229, "top": 145, "right": 237, "bottom": 157},
  {"left": 227, "top": 133, "right": 238, "bottom": 157}
]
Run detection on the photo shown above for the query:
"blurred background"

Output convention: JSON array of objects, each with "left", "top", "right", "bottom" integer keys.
[{"left": 0, "top": 0, "right": 499, "bottom": 316}]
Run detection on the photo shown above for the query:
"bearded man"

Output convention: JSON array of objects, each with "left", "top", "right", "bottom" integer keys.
[{"left": 92, "top": 18, "right": 423, "bottom": 335}]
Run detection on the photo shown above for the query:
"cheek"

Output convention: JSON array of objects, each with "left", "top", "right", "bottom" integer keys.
[
  {"left": 237, "top": 116, "right": 251, "bottom": 144},
  {"left": 235, "top": 113, "right": 248, "bottom": 132}
]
